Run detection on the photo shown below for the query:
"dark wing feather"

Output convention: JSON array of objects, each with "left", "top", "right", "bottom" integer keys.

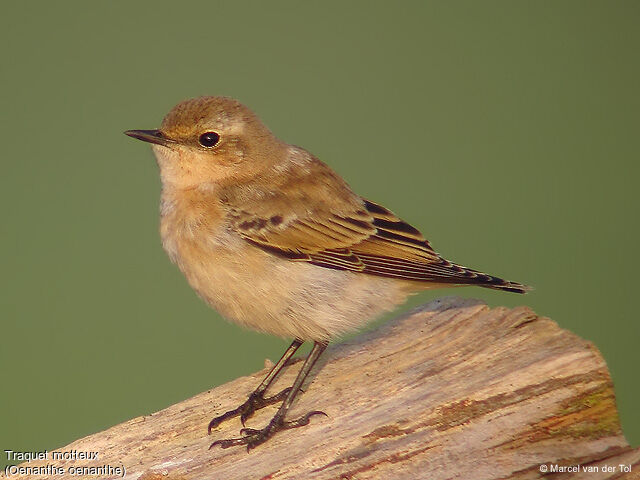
[{"left": 231, "top": 198, "right": 529, "bottom": 293}]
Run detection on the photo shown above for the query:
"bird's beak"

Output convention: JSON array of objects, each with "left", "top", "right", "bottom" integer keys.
[{"left": 124, "top": 129, "right": 175, "bottom": 147}]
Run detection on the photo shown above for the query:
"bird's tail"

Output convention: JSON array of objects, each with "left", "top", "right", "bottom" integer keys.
[{"left": 443, "top": 262, "right": 532, "bottom": 294}]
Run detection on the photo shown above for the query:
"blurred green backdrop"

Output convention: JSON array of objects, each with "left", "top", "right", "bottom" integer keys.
[{"left": 1, "top": 1, "right": 638, "bottom": 467}]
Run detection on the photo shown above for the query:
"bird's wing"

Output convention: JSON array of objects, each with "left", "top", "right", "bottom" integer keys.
[
  {"left": 228, "top": 190, "right": 497, "bottom": 285},
  {"left": 225, "top": 154, "right": 527, "bottom": 292}
]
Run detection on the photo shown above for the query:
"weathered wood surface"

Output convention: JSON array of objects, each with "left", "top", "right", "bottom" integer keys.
[{"left": 4, "top": 297, "right": 638, "bottom": 480}]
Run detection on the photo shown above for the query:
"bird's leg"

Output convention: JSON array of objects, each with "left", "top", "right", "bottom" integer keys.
[
  {"left": 210, "top": 341, "right": 328, "bottom": 451},
  {"left": 208, "top": 339, "right": 303, "bottom": 433}
]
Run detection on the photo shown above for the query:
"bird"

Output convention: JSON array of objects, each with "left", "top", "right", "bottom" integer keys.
[{"left": 124, "top": 96, "right": 529, "bottom": 450}]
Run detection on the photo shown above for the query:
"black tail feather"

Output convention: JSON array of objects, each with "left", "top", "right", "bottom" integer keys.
[{"left": 449, "top": 263, "right": 531, "bottom": 294}]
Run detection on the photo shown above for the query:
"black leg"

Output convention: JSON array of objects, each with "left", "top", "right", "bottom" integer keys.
[
  {"left": 208, "top": 339, "right": 303, "bottom": 433},
  {"left": 210, "top": 341, "right": 328, "bottom": 451}
]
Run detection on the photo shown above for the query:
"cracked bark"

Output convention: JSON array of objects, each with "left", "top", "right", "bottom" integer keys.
[{"left": 4, "top": 297, "right": 639, "bottom": 480}]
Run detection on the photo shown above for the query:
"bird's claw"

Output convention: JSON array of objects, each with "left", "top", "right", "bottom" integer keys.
[
  {"left": 209, "top": 410, "right": 327, "bottom": 451},
  {"left": 208, "top": 387, "right": 292, "bottom": 433}
]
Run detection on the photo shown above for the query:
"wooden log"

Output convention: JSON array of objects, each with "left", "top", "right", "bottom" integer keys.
[{"left": 3, "top": 297, "right": 638, "bottom": 480}]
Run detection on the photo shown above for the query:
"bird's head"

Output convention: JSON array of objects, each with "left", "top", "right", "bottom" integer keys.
[{"left": 125, "top": 96, "right": 284, "bottom": 189}]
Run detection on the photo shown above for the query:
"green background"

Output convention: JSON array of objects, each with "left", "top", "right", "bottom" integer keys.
[{"left": 1, "top": 1, "right": 638, "bottom": 466}]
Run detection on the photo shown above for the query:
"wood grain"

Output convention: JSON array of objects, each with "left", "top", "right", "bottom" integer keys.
[{"left": 3, "top": 297, "right": 638, "bottom": 480}]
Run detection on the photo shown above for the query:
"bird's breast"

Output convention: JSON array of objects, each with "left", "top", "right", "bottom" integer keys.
[{"left": 157, "top": 188, "right": 412, "bottom": 341}]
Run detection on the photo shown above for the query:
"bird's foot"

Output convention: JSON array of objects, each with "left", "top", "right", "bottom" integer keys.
[
  {"left": 209, "top": 410, "right": 326, "bottom": 451},
  {"left": 207, "top": 387, "right": 291, "bottom": 433}
]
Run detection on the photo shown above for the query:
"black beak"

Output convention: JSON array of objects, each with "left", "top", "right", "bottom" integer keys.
[{"left": 124, "top": 129, "right": 174, "bottom": 147}]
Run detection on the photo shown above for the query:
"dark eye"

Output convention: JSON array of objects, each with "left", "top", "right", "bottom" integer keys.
[{"left": 198, "top": 132, "right": 220, "bottom": 148}]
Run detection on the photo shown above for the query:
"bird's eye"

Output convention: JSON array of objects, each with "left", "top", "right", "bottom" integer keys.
[{"left": 198, "top": 132, "right": 220, "bottom": 148}]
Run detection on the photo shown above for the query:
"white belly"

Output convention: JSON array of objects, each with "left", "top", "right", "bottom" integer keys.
[{"left": 163, "top": 227, "right": 411, "bottom": 342}]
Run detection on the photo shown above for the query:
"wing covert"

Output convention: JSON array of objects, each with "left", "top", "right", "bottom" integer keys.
[{"left": 230, "top": 197, "right": 445, "bottom": 277}]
